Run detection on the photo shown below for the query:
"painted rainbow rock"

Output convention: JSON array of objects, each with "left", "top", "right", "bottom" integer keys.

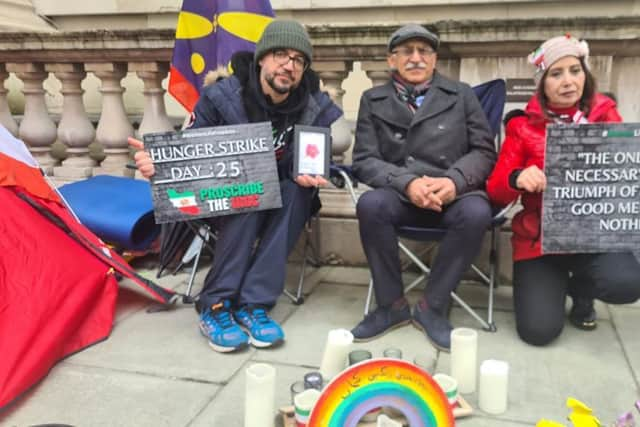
[{"left": 307, "top": 358, "right": 455, "bottom": 427}]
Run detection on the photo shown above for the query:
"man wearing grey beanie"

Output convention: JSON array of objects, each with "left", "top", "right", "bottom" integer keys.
[
  {"left": 350, "top": 23, "right": 496, "bottom": 351},
  {"left": 131, "top": 19, "right": 342, "bottom": 353}
]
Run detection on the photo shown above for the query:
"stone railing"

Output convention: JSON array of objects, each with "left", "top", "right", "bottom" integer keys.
[
  {"left": 3, "top": 18, "right": 640, "bottom": 269},
  {"left": 0, "top": 29, "right": 359, "bottom": 185},
  {"left": 3, "top": 17, "right": 640, "bottom": 182}
]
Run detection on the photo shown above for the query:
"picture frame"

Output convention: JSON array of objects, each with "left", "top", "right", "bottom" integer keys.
[{"left": 293, "top": 125, "right": 331, "bottom": 178}]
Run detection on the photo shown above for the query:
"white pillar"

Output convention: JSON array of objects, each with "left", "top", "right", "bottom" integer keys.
[
  {"left": 0, "top": 64, "right": 18, "bottom": 136},
  {"left": 130, "top": 61, "right": 174, "bottom": 137},
  {"left": 87, "top": 62, "right": 134, "bottom": 177},
  {"left": 361, "top": 62, "right": 390, "bottom": 88},
  {"left": 316, "top": 62, "right": 352, "bottom": 164},
  {"left": 48, "top": 63, "right": 96, "bottom": 182},
  {"left": 8, "top": 62, "right": 58, "bottom": 174}
]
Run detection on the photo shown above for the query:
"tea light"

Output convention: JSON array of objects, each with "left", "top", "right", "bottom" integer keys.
[
  {"left": 319, "top": 329, "right": 354, "bottom": 380},
  {"left": 450, "top": 327, "right": 478, "bottom": 393},
  {"left": 478, "top": 359, "right": 509, "bottom": 414},
  {"left": 244, "top": 363, "right": 276, "bottom": 427}
]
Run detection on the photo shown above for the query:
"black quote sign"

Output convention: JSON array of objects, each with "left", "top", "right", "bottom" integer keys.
[
  {"left": 144, "top": 122, "right": 282, "bottom": 224},
  {"left": 542, "top": 123, "right": 640, "bottom": 253}
]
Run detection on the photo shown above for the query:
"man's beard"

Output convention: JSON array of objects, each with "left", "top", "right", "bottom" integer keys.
[{"left": 266, "top": 72, "right": 297, "bottom": 95}]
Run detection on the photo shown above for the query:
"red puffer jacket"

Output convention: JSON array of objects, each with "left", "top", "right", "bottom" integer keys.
[{"left": 486, "top": 93, "right": 622, "bottom": 261}]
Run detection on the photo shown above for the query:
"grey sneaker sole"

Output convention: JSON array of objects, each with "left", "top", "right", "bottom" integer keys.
[
  {"left": 199, "top": 325, "right": 249, "bottom": 353},
  {"left": 352, "top": 319, "right": 411, "bottom": 343},
  {"left": 411, "top": 319, "right": 450, "bottom": 353},
  {"left": 249, "top": 336, "right": 285, "bottom": 348}
]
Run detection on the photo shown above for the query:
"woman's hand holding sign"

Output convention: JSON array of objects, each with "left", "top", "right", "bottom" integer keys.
[
  {"left": 128, "top": 137, "right": 155, "bottom": 179},
  {"left": 516, "top": 165, "right": 547, "bottom": 193}
]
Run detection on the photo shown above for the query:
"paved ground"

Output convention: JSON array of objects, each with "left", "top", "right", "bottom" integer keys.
[{"left": 2, "top": 261, "right": 639, "bottom": 427}]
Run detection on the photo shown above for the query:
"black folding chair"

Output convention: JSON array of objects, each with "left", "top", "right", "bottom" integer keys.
[{"left": 335, "top": 79, "right": 509, "bottom": 332}]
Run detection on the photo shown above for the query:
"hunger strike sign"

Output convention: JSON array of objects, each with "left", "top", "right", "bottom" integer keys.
[
  {"left": 542, "top": 123, "right": 640, "bottom": 253},
  {"left": 144, "top": 122, "right": 282, "bottom": 224}
]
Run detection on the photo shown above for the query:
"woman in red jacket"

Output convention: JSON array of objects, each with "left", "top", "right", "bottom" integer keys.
[{"left": 487, "top": 34, "right": 640, "bottom": 346}]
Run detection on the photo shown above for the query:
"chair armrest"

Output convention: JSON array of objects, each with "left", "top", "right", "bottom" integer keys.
[{"left": 329, "top": 164, "right": 359, "bottom": 205}]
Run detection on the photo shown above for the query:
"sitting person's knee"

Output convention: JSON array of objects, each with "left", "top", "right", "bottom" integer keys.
[
  {"left": 456, "top": 196, "right": 492, "bottom": 228},
  {"left": 356, "top": 190, "right": 390, "bottom": 220},
  {"left": 516, "top": 319, "right": 563, "bottom": 346},
  {"left": 600, "top": 267, "right": 640, "bottom": 304}
]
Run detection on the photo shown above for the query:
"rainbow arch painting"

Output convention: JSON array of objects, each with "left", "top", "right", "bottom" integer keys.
[{"left": 307, "top": 358, "right": 455, "bottom": 427}]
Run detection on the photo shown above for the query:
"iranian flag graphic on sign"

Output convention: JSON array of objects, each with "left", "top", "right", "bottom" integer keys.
[{"left": 167, "top": 188, "right": 200, "bottom": 215}]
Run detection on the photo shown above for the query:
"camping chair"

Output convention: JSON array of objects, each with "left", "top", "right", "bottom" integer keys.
[
  {"left": 162, "top": 196, "right": 322, "bottom": 307},
  {"left": 336, "top": 78, "right": 508, "bottom": 332},
  {"left": 282, "top": 166, "right": 351, "bottom": 304}
]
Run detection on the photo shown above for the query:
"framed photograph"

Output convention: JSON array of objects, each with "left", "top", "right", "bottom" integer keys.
[{"left": 293, "top": 125, "right": 330, "bottom": 178}]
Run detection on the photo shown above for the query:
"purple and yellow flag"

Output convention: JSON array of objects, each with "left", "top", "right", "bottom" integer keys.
[{"left": 168, "top": 0, "right": 274, "bottom": 112}]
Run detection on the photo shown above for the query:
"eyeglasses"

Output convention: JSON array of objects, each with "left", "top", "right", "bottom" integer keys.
[
  {"left": 391, "top": 46, "right": 436, "bottom": 58},
  {"left": 272, "top": 50, "right": 308, "bottom": 71}
]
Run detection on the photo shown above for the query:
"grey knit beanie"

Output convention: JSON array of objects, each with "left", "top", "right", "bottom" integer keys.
[
  {"left": 388, "top": 24, "right": 440, "bottom": 52},
  {"left": 254, "top": 20, "right": 313, "bottom": 65}
]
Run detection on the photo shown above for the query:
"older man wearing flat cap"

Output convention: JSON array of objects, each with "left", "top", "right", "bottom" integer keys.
[{"left": 350, "top": 23, "right": 496, "bottom": 351}]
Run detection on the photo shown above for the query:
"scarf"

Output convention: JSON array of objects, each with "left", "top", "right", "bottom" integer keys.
[
  {"left": 392, "top": 73, "right": 432, "bottom": 113},
  {"left": 546, "top": 105, "right": 590, "bottom": 124}
]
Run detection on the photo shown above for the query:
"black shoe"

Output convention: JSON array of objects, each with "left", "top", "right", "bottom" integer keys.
[
  {"left": 412, "top": 298, "right": 452, "bottom": 352},
  {"left": 351, "top": 298, "right": 411, "bottom": 342},
  {"left": 569, "top": 297, "right": 597, "bottom": 331}
]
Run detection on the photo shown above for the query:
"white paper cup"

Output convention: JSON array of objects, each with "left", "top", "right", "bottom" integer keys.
[{"left": 433, "top": 373, "right": 458, "bottom": 407}]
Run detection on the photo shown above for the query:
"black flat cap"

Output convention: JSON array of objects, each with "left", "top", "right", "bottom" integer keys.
[{"left": 388, "top": 24, "right": 440, "bottom": 52}]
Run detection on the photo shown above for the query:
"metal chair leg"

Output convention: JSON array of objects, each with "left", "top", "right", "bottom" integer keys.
[{"left": 364, "top": 278, "right": 374, "bottom": 315}]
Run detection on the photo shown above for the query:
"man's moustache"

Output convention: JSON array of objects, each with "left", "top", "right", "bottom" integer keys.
[{"left": 405, "top": 63, "right": 427, "bottom": 70}]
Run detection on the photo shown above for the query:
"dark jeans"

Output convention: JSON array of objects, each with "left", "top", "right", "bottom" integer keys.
[
  {"left": 356, "top": 187, "right": 492, "bottom": 312},
  {"left": 513, "top": 253, "right": 640, "bottom": 346},
  {"left": 200, "top": 180, "right": 313, "bottom": 308}
]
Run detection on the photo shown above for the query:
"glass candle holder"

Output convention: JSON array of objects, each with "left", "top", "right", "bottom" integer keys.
[
  {"left": 348, "top": 349, "right": 372, "bottom": 366},
  {"left": 303, "top": 371, "right": 323, "bottom": 391},
  {"left": 383, "top": 347, "right": 403, "bottom": 359},
  {"left": 290, "top": 380, "right": 306, "bottom": 404},
  {"left": 413, "top": 353, "right": 436, "bottom": 374}
]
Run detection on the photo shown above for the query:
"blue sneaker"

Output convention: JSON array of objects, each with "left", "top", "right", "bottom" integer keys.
[
  {"left": 199, "top": 300, "right": 249, "bottom": 353},
  {"left": 234, "top": 305, "right": 285, "bottom": 348}
]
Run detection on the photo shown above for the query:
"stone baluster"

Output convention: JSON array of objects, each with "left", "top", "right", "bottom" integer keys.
[
  {"left": 315, "top": 62, "right": 352, "bottom": 163},
  {"left": 0, "top": 64, "right": 18, "bottom": 136},
  {"left": 129, "top": 61, "right": 174, "bottom": 137},
  {"left": 86, "top": 62, "right": 134, "bottom": 177},
  {"left": 47, "top": 63, "right": 96, "bottom": 183},
  {"left": 361, "top": 61, "right": 390, "bottom": 88},
  {"left": 7, "top": 62, "right": 57, "bottom": 173}
]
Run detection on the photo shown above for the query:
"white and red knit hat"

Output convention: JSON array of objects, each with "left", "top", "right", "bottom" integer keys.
[{"left": 528, "top": 34, "right": 590, "bottom": 85}]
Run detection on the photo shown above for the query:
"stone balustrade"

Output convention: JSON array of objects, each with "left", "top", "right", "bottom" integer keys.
[
  {"left": 2, "top": 18, "right": 640, "bottom": 272},
  {"left": 0, "top": 29, "right": 360, "bottom": 184}
]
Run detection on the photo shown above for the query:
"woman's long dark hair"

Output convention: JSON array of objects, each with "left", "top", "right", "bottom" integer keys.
[{"left": 537, "top": 57, "right": 596, "bottom": 116}]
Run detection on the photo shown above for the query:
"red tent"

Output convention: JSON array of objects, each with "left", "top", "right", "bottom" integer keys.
[{"left": 0, "top": 125, "right": 175, "bottom": 411}]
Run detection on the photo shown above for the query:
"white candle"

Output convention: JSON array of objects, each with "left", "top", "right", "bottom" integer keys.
[
  {"left": 244, "top": 363, "right": 276, "bottom": 427},
  {"left": 319, "top": 328, "right": 354, "bottom": 380},
  {"left": 449, "top": 327, "right": 478, "bottom": 393},
  {"left": 478, "top": 359, "right": 509, "bottom": 414},
  {"left": 377, "top": 413, "right": 403, "bottom": 426}
]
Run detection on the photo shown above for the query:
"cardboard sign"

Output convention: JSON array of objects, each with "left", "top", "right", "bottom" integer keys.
[
  {"left": 144, "top": 122, "right": 282, "bottom": 224},
  {"left": 542, "top": 122, "right": 640, "bottom": 253},
  {"left": 293, "top": 125, "right": 330, "bottom": 178}
]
